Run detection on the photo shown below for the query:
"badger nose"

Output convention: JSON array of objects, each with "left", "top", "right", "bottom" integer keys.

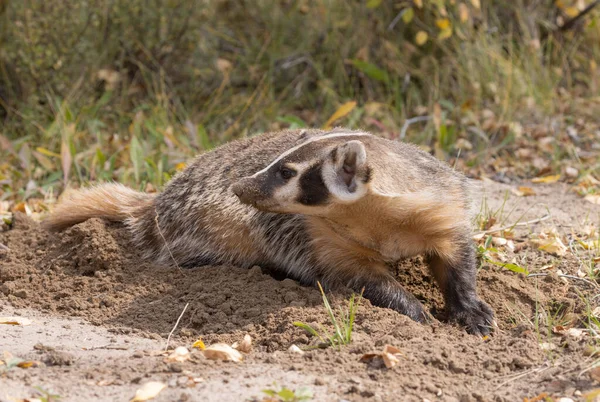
[
  {"left": 231, "top": 179, "right": 255, "bottom": 204},
  {"left": 230, "top": 182, "right": 245, "bottom": 199}
]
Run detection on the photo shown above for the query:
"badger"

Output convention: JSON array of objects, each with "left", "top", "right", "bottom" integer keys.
[{"left": 44, "top": 128, "right": 494, "bottom": 335}]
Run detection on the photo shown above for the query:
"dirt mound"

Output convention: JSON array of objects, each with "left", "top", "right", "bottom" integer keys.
[{"left": 0, "top": 182, "right": 598, "bottom": 401}]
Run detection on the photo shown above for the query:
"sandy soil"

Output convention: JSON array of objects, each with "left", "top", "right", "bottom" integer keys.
[{"left": 0, "top": 180, "right": 598, "bottom": 402}]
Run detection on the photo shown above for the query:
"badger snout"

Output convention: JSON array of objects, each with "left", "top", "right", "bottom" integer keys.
[{"left": 231, "top": 178, "right": 261, "bottom": 205}]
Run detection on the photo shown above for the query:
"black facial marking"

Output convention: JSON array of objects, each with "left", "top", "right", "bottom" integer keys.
[
  {"left": 363, "top": 166, "right": 372, "bottom": 183},
  {"left": 330, "top": 148, "right": 338, "bottom": 164},
  {"left": 297, "top": 163, "right": 329, "bottom": 206}
]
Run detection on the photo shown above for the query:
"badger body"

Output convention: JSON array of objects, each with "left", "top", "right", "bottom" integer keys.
[{"left": 45, "top": 128, "right": 494, "bottom": 335}]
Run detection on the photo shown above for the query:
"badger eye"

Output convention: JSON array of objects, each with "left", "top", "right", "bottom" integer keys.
[{"left": 279, "top": 167, "right": 297, "bottom": 180}]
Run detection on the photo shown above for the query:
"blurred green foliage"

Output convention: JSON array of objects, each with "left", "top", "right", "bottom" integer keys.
[{"left": 0, "top": 0, "right": 599, "bottom": 200}]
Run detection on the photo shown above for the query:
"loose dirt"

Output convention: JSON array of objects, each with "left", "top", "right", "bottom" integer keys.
[{"left": 0, "top": 180, "right": 598, "bottom": 402}]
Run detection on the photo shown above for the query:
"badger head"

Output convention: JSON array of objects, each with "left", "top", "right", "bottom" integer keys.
[{"left": 230, "top": 133, "right": 372, "bottom": 215}]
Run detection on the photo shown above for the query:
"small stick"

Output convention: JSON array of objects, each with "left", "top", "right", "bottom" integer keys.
[
  {"left": 0, "top": 243, "right": 9, "bottom": 251},
  {"left": 527, "top": 272, "right": 599, "bottom": 288},
  {"left": 493, "top": 364, "right": 550, "bottom": 391},
  {"left": 476, "top": 214, "right": 551, "bottom": 236},
  {"left": 399, "top": 116, "right": 431, "bottom": 140},
  {"left": 164, "top": 302, "right": 189, "bottom": 352}
]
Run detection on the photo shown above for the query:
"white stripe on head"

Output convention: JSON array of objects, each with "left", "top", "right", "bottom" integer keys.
[{"left": 251, "top": 131, "right": 372, "bottom": 178}]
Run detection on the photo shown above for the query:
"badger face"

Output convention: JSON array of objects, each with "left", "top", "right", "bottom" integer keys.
[{"left": 231, "top": 135, "right": 372, "bottom": 216}]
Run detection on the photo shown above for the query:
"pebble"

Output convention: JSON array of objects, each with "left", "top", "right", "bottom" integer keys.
[{"left": 565, "top": 167, "right": 579, "bottom": 178}]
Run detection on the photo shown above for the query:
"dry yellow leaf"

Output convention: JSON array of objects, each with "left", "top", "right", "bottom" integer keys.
[
  {"left": 531, "top": 174, "right": 560, "bottom": 184},
  {"left": 130, "top": 381, "right": 167, "bottom": 402},
  {"left": 192, "top": 338, "right": 206, "bottom": 350},
  {"left": 17, "top": 360, "right": 40, "bottom": 368},
  {"left": 579, "top": 239, "right": 600, "bottom": 250},
  {"left": 202, "top": 343, "right": 243, "bottom": 362},
  {"left": 0, "top": 317, "right": 32, "bottom": 326},
  {"left": 470, "top": 0, "right": 480, "bottom": 9},
  {"left": 415, "top": 31, "right": 428, "bottom": 46},
  {"left": 511, "top": 186, "right": 536, "bottom": 197},
  {"left": 175, "top": 162, "right": 187, "bottom": 171},
  {"left": 323, "top": 101, "right": 357, "bottom": 129},
  {"left": 436, "top": 18, "right": 451, "bottom": 30},
  {"left": 564, "top": 6, "right": 579, "bottom": 17},
  {"left": 413, "top": 0, "right": 423, "bottom": 8},
  {"left": 531, "top": 238, "right": 568, "bottom": 256}
]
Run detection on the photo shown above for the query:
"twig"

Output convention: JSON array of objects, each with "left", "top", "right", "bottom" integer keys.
[
  {"left": 164, "top": 302, "right": 189, "bottom": 352},
  {"left": 527, "top": 272, "right": 599, "bottom": 288},
  {"left": 493, "top": 363, "right": 550, "bottom": 390},
  {"left": 154, "top": 209, "right": 181, "bottom": 271},
  {"left": 0, "top": 242, "right": 9, "bottom": 251},
  {"left": 399, "top": 116, "right": 431, "bottom": 140},
  {"left": 476, "top": 214, "right": 551, "bottom": 236},
  {"left": 558, "top": 0, "right": 600, "bottom": 32},
  {"left": 82, "top": 344, "right": 129, "bottom": 351}
]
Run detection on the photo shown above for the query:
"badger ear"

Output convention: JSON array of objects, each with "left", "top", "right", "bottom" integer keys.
[{"left": 324, "top": 140, "right": 369, "bottom": 201}]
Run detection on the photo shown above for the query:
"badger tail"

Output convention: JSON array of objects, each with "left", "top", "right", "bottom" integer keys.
[{"left": 43, "top": 183, "right": 156, "bottom": 232}]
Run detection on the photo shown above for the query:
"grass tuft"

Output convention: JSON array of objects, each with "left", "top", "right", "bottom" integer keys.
[{"left": 293, "top": 282, "right": 362, "bottom": 350}]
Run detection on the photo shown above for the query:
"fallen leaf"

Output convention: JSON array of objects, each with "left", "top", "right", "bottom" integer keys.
[
  {"left": 512, "top": 186, "right": 536, "bottom": 197},
  {"left": 16, "top": 360, "right": 42, "bottom": 369},
  {"left": 202, "top": 343, "right": 243, "bottom": 362},
  {"left": 232, "top": 334, "right": 252, "bottom": 354},
  {"left": 585, "top": 194, "right": 600, "bottom": 205},
  {"left": 323, "top": 101, "right": 357, "bottom": 130},
  {"left": 531, "top": 229, "right": 569, "bottom": 256},
  {"left": 0, "top": 317, "right": 32, "bottom": 326},
  {"left": 130, "top": 381, "right": 167, "bottom": 402},
  {"left": 492, "top": 237, "right": 507, "bottom": 246},
  {"left": 360, "top": 345, "right": 404, "bottom": 368},
  {"left": 580, "top": 239, "right": 600, "bottom": 250},
  {"left": 166, "top": 346, "right": 190, "bottom": 363},
  {"left": 192, "top": 338, "right": 206, "bottom": 350},
  {"left": 531, "top": 174, "right": 560, "bottom": 184}
]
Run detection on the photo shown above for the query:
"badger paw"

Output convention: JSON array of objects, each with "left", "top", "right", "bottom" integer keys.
[{"left": 448, "top": 299, "right": 495, "bottom": 336}]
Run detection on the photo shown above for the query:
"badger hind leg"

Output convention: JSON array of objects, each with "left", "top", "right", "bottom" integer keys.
[
  {"left": 313, "top": 253, "right": 429, "bottom": 323},
  {"left": 426, "top": 237, "right": 494, "bottom": 335},
  {"left": 348, "top": 273, "right": 430, "bottom": 323}
]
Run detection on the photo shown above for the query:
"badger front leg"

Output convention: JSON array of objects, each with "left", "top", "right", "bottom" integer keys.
[{"left": 426, "top": 239, "right": 494, "bottom": 335}]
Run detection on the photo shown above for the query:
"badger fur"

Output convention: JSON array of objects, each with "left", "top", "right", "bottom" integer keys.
[{"left": 45, "top": 128, "right": 494, "bottom": 335}]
